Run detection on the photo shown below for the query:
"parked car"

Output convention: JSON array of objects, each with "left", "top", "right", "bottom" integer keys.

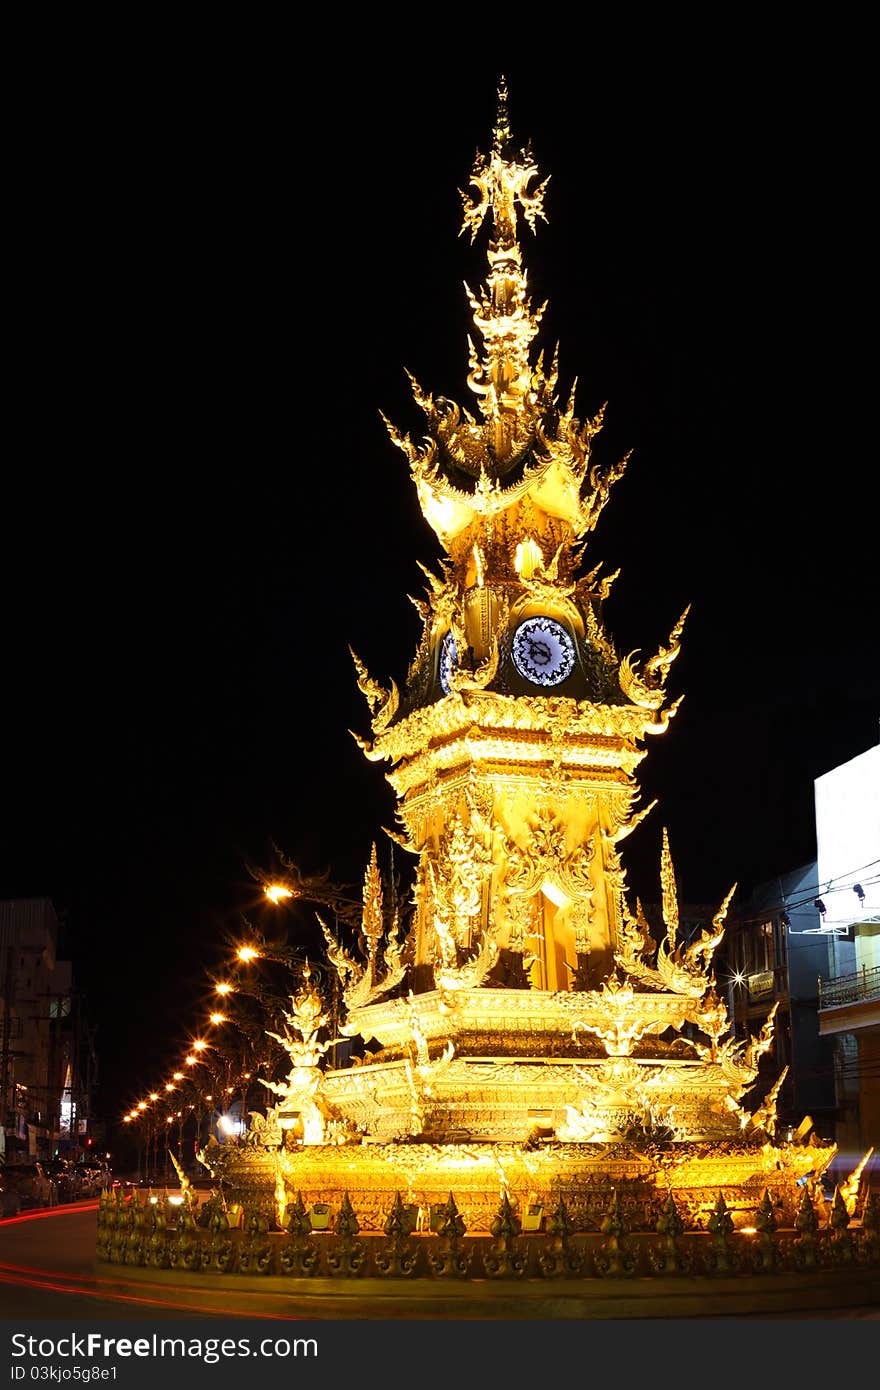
[
  {"left": 73, "top": 1164, "right": 105, "bottom": 1196},
  {"left": 0, "top": 1162, "right": 56, "bottom": 1214},
  {"left": 44, "top": 1159, "right": 79, "bottom": 1202}
]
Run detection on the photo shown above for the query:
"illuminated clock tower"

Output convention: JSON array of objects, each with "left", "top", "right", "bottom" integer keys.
[
  {"left": 196, "top": 85, "right": 835, "bottom": 1233},
  {"left": 354, "top": 81, "right": 686, "bottom": 1000}
]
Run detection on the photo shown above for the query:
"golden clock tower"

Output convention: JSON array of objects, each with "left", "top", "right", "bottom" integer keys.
[
  {"left": 361, "top": 81, "right": 690, "bottom": 1002},
  {"left": 198, "top": 86, "right": 835, "bottom": 1235}
]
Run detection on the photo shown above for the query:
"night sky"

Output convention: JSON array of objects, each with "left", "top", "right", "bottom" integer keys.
[{"left": 3, "top": 51, "right": 876, "bottom": 1130}]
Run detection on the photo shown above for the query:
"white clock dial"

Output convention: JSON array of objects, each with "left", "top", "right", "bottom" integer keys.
[
  {"left": 439, "top": 631, "right": 458, "bottom": 694},
  {"left": 512, "top": 617, "right": 575, "bottom": 687}
]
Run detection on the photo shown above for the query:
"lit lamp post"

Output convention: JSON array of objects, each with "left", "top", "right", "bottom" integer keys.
[
  {"left": 224, "top": 1084, "right": 236, "bottom": 1136},
  {"left": 184, "top": 1051, "right": 214, "bottom": 1162},
  {"left": 259, "top": 881, "right": 348, "bottom": 1070},
  {"left": 163, "top": 1115, "right": 174, "bottom": 1184},
  {"left": 239, "top": 1070, "right": 252, "bottom": 1136},
  {"left": 123, "top": 1103, "right": 153, "bottom": 1184},
  {"left": 729, "top": 970, "right": 747, "bottom": 1041},
  {"left": 122, "top": 1112, "right": 138, "bottom": 1179},
  {"left": 159, "top": 1080, "right": 179, "bottom": 1185},
  {"left": 204, "top": 1013, "right": 247, "bottom": 1135},
  {"left": 147, "top": 1094, "right": 160, "bottom": 1184},
  {"left": 182, "top": 1019, "right": 232, "bottom": 1162},
  {"left": 201, "top": 983, "right": 272, "bottom": 1143},
  {"left": 197, "top": 1092, "right": 214, "bottom": 1154},
  {"left": 135, "top": 1102, "right": 149, "bottom": 1181},
  {"left": 264, "top": 884, "right": 293, "bottom": 905},
  {"left": 170, "top": 1074, "right": 187, "bottom": 1166}
]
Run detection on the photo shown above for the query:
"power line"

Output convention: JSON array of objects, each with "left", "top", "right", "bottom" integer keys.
[{"left": 730, "top": 859, "right": 880, "bottom": 927}]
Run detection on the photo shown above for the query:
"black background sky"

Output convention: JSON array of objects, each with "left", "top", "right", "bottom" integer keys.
[{"left": 3, "top": 45, "right": 877, "bottom": 1130}]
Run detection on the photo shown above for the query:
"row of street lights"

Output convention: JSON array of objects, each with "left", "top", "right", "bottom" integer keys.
[{"left": 120, "top": 874, "right": 357, "bottom": 1181}]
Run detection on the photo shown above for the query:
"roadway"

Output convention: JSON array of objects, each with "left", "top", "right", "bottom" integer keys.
[{"left": 0, "top": 1204, "right": 288, "bottom": 1319}]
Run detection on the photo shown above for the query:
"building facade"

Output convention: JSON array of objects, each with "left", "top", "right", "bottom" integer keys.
[
  {"left": 813, "top": 743, "right": 880, "bottom": 1159},
  {"left": 716, "top": 740, "right": 879, "bottom": 1170},
  {"left": 720, "top": 866, "right": 837, "bottom": 1140},
  {"left": 0, "top": 897, "right": 93, "bottom": 1160}
]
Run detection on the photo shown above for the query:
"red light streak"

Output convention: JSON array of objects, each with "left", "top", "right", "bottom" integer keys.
[
  {"left": 0, "top": 1268, "right": 295, "bottom": 1318},
  {"left": 0, "top": 1205, "right": 302, "bottom": 1319},
  {"left": 0, "top": 1200, "right": 100, "bottom": 1227}
]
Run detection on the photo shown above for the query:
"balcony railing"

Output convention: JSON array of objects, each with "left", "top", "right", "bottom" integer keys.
[{"left": 818, "top": 964, "right": 880, "bottom": 1010}]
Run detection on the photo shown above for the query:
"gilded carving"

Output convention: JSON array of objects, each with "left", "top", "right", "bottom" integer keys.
[
  {"left": 322, "top": 845, "right": 407, "bottom": 1018},
  {"left": 618, "top": 607, "right": 690, "bottom": 710},
  {"left": 615, "top": 830, "right": 732, "bottom": 997},
  {"left": 258, "top": 962, "right": 338, "bottom": 1146}
]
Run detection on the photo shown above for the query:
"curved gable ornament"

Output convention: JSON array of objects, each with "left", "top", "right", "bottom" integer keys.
[{"left": 503, "top": 804, "right": 593, "bottom": 903}]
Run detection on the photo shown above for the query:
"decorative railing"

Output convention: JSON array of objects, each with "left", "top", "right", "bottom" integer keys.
[
  {"left": 819, "top": 965, "right": 880, "bottom": 1010},
  {"left": 94, "top": 1185, "right": 880, "bottom": 1279}
]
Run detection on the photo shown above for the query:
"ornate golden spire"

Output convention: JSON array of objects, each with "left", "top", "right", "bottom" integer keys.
[
  {"left": 460, "top": 77, "right": 548, "bottom": 245},
  {"left": 382, "top": 80, "right": 618, "bottom": 551},
  {"left": 460, "top": 78, "right": 549, "bottom": 441},
  {"left": 492, "top": 74, "right": 512, "bottom": 151}
]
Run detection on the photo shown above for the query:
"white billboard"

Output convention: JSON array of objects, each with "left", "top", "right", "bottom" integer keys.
[{"left": 814, "top": 744, "right": 880, "bottom": 932}]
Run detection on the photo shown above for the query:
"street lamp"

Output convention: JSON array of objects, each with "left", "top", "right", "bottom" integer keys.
[
  {"left": 264, "top": 884, "right": 293, "bottom": 904},
  {"left": 260, "top": 881, "right": 352, "bottom": 1071},
  {"left": 727, "top": 970, "right": 747, "bottom": 1041},
  {"left": 193, "top": 1091, "right": 215, "bottom": 1156}
]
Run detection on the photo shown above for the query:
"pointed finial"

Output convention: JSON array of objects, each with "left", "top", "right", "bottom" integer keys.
[{"left": 493, "top": 75, "right": 511, "bottom": 151}]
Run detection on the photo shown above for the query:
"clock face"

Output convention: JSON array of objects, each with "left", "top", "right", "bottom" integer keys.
[
  {"left": 438, "top": 631, "right": 458, "bottom": 694},
  {"left": 512, "top": 617, "right": 575, "bottom": 687}
]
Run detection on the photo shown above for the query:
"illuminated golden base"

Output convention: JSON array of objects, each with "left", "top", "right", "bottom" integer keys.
[
  {"left": 205, "top": 1138, "right": 834, "bottom": 1235},
  {"left": 323, "top": 986, "right": 771, "bottom": 1145}
]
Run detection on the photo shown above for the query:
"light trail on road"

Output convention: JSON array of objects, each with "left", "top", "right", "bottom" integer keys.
[
  {"left": 0, "top": 1203, "right": 298, "bottom": 1319},
  {"left": 0, "top": 1200, "right": 100, "bottom": 1227},
  {"left": 0, "top": 1265, "right": 296, "bottom": 1317}
]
